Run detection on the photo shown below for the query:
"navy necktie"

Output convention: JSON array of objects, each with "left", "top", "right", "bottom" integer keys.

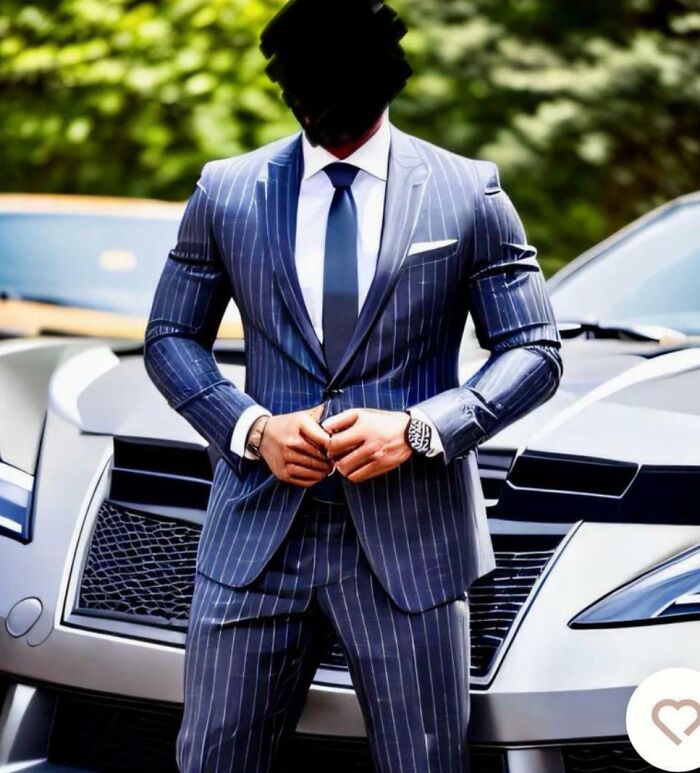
[
  {"left": 322, "top": 162, "right": 360, "bottom": 375},
  {"left": 311, "top": 162, "right": 360, "bottom": 504}
]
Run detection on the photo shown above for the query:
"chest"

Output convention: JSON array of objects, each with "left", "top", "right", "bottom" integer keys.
[
  {"left": 214, "top": 174, "right": 473, "bottom": 331},
  {"left": 295, "top": 174, "right": 386, "bottom": 321}
]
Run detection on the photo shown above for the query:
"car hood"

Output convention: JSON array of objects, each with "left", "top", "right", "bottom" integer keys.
[
  {"left": 470, "top": 339, "right": 700, "bottom": 467},
  {"left": 60, "top": 338, "right": 700, "bottom": 470}
]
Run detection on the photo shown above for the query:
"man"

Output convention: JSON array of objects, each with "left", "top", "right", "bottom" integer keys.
[{"left": 143, "top": 0, "right": 563, "bottom": 770}]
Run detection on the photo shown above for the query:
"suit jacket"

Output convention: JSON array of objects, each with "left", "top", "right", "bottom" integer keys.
[{"left": 143, "top": 122, "right": 562, "bottom": 613}]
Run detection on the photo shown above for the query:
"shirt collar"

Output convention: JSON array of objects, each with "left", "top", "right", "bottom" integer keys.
[{"left": 301, "top": 108, "right": 391, "bottom": 182}]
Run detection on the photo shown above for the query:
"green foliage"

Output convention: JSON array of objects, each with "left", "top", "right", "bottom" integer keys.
[
  {"left": 2, "top": 0, "right": 700, "bottom": 273},
  {"left": 0, "top": 0, "right": 295, "bottom": 197},
  {"left": 393, "top": 0, "right": 700, "bottom": 274}
]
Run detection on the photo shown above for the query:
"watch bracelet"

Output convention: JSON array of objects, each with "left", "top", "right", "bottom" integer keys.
[{"left": 405, "top": 412, "right": 432, "bottom": 455}]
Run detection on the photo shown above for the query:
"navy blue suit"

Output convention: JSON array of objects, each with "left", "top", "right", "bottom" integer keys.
[{"left": 144, "top": 122, "right": 562, "bottom": 771}]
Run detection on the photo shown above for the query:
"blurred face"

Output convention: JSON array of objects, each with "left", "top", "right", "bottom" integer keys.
[
  {"left": 291, "top": 88, "right": 387, "bottom": 148},
  {"left": 260, "top": 1, "right": 412, "bottom": 148}
]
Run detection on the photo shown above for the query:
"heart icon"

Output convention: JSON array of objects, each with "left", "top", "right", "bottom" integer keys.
[{"left": 652, "top": 699, "right": 700, "bottom": 746}]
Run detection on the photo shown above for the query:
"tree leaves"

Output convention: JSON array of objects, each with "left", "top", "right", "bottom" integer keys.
[{"left": 1, "top": 0, "right": 698, "bottom": 274}]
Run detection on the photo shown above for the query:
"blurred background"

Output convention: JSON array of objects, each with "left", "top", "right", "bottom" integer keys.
[{"left": 2, "top": 0, "right": 700, "bottom": 276}]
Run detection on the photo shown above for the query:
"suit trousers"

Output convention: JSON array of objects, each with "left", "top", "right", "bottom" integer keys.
[{"left": 177, "top": 492, "right": 472, "bottom": 773}]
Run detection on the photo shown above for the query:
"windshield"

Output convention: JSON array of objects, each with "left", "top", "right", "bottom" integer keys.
[
  {"left": 2, "top": 211, "right": 181, "bottom": 315},
  {"left": 549, "top": 201, "right": 700, "bottom": 335},
  {"left": 0, "top": 210, "right": 241, "bottom": 327}
]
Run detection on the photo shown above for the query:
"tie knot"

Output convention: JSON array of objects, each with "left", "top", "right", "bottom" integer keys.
[{"left": 324, "top": 162, "right": 359, "bottom": 190}]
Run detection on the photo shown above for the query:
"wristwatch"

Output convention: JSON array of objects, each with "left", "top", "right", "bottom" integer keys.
[{"left": 405, "top": 412, "right": 432, "bottom": 456}]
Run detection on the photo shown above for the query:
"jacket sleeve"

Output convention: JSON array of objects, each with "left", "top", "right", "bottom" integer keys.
[
  {"left": 410, "top": 161, "right": 564, "bottom": 464},
  {"left": 143, "top": 162, "right": 259, "bottom": 474}
]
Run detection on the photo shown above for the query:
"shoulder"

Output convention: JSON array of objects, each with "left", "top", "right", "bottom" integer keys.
[
  {"left": 404, "top": 131, "right": 502, "bottom": 194},
  {"left": 195, "top": 132, "right": 301, "bottom": 196}
]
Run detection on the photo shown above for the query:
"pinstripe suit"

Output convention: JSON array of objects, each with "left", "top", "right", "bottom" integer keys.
[{"left": 144, "top": 121, "right": 562, "bottom": 771}]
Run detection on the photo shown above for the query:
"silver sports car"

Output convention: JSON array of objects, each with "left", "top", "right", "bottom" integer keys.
[{"left": 1, "top": 191, "right": 700, "bottom": 772}]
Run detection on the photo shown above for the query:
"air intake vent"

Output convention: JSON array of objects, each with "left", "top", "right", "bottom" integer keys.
[
  {"left": 469, "top": 533, "right": 562, "bottom": 678},
  {"left": 48, "top": 690, "right": 181, "bottom": 773},
  {"left": 75, "top": 500, "right": 199, "bottom": 629},
  {"left": 111, "top": 436, "right": 214, "bottom": 510},
  {"left": 477, "top": 448, "right": 516, "bottom": 500},
  {"left": 277, "top": 736, "right": 508, "bottom": 773},
  {"left": 321, "top": 533, "right": 563, "bottom": 680},
  {"left": 509, "top": 451, "right": 637, "bottom": 496},
  {"left": 75, "top": 503, "right": 562, "bottom": 683},
  {"left": 562, "top": 741, "right": 657, "bottom": 772},
  {"left": 45, "top": 685, "right": 508, "bottom": 773}
]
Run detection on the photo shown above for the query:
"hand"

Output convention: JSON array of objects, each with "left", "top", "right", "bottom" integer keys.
[
  {"left": 258, "top": 404, "right": 333, "bottom": 488},
  {"left": 323, "top": 409, "right": 413, "bottom": 483}
]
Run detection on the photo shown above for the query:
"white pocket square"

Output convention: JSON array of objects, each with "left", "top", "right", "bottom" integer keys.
[{"left": 407, "top": 239, "right": 458, "bottom": 257}]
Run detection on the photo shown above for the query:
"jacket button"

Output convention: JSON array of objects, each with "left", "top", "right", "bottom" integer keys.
[{"left": 323, "top": 387, "right": 344, "bottom": 399}]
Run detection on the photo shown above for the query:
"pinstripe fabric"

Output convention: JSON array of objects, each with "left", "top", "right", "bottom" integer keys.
[
  {"left": 176, "top": 496, "right": 470, "bottom": 773},
  {"left": 143, "top": 122, "right": 562, "bottom": 614}
]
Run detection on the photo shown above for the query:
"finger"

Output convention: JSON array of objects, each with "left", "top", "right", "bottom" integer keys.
[
  {"left": 299, "top": 415, "right": 331, "bottom": 452},
  {"left": 336, "top": 442, "right": 381, "bottom": 477},
  {"left": 285, "top": 451, "right": 333, "bottom": 473},
  {"left": 287, "top": 464, "right": 325, "bottom": 481},
  {"left": 286, "top": 475, "right": 316, "bottom": 489},
  {"left": 322, "top": 409, "right": 360, "bottom": 435},
  {"left": 308, "top": 403, "right": 325, "bottom": 422},
  {"left": 347, "top": 461, "right": 384, "bottom": 483},
  {"left": 287, "top": 435, "right": 330, "bottom": 461},
  {"left": 287, "top": 466, "right": 327, "bottom": 486},
  {"left": 286, "top": 432, "right": 329, "bottom": 462},
  {"left": 327, "top": 428, "right": 365, "bottom": 459}
]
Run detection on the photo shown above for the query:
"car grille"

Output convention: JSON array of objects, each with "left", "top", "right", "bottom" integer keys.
[
  {"left": 562, "top": 741, "right": 672, "bottom": 772},
  {"left": 75, "top": 501, "right": 563, "bottom": 679},
  {"left": 75, "top": 500, "right": 200, "bottom": 629},
  {"left": 48, "top": 689, "right": 182, "bottom": 772},
  {"left": 278, "top": 735, "right": 507, "bottom": 772},
  {"left": 46, "top": 686, "right": 507, "bottom": 772},
  {"left": 468, "top": 533, "right": 562, "bottom": 678},
  {"left": 320, "top": 533, "right": 563, "bottom": 679}
]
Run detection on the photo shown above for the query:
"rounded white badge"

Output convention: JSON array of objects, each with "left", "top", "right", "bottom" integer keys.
[{"left": 626, "top": 667, "right": 700, "bottom": 772}]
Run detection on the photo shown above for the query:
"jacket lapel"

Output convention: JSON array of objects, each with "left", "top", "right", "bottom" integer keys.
[
  {"left": 256, "top": 133, "right": 328, "bottom": 377},
  {"left": 327, "top": 124, "right": 431, "bottom": 387},
  {"left": 254, "top": 124, "right": 431, "bottom": 387}
]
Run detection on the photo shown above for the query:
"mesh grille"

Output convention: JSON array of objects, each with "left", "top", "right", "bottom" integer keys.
[
  {"left": 77, "top": 500, "right": 561, "bottom": 681},
  {"left": 562, "top": 741, "right": 682, "bottom": 772},
  {"left": 320, "top": 536, "right": 562, "bottom": 679},
  {"left": 76, "top": 500, "right": 200, "bottom": 628}
]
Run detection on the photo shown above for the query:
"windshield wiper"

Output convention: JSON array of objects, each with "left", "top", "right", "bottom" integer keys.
[{"left": 558, "top": 320, "right": 687, "bottom": 343}]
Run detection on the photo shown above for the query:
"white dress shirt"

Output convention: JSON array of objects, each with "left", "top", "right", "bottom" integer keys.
[{"left": 230, "top": 109, "right": 444, "bottom": 459}]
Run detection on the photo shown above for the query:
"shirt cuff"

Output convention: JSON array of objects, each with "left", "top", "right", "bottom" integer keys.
[
  {"left": 408, "top": 407, "right": 445, "bottom": 458},
  {"left": 230, "top": 405, "right": 272, "bottom": 460}
]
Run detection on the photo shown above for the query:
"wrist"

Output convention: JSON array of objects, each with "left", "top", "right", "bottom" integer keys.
[{"left": 246, "top": 415, "right": 271, "bottom": 460}]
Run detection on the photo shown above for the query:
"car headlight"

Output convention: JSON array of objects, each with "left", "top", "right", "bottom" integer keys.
[
  {"left": 0, "top": 460, "right": 34, "bottom": 542},
  {"left": 569, "top": 543, "right": 700, "bottom": 628}
]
